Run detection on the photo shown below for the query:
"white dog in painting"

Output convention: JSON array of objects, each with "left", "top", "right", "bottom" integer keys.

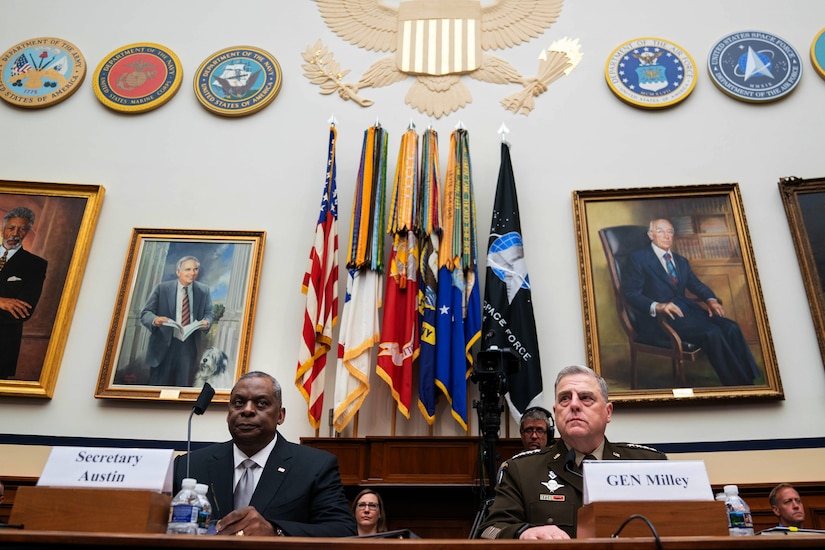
[{"left": 193, "top": 347, "right": 233, "bottom": 390}]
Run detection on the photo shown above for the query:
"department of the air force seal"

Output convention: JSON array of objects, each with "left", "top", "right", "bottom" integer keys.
[
  {"left": 194, "top": 46, "right": 282, "bottom": 117},
  {"left": 0, "top": 37, "right": 86, "bottom": 109},
  {"left": 707, "top": 31, "right": 802, "bottom": 103},
  {"left": 810, "top": 28, "right": 825, "bottom": 81},
  {"left": 93, "top": 43, "right": 182, "bottom": 113},
  {"left": 604, "top": 38, "right": 696, "bottom": 109}
]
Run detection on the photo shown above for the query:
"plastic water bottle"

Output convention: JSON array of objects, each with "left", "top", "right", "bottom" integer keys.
[
  {"left": 167, "top": 478, "right": 201, "bottom": 535},
  {"left": 724, "top": 484, "right": 754, "bottom": 536},
  {"left": 194, "top": 483, "right": 212, "bottom": 535}
]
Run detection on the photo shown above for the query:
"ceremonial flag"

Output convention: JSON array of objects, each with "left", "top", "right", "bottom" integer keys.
[
  {"left": 434, "top": 128, "right": 481, "bottom": 430},
  {"left": 296, "top": 126, "right": 339, "bottom": 430},
  {"left": 417, "top": 129, "right": 442, "bottom": 424},
  {"left": 377, "top": 128, "right": 420, "bottom": 418},
  {"left": 483, "top": 142, "right": 543, "bottom": 421},
  {"left": 333, "top": 125, "right": 388, "bottom": 433}
]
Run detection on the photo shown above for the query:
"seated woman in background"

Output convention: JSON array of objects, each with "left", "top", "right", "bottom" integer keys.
[{"left": 352, "top": 488, "right": 388, "bottom": 536}]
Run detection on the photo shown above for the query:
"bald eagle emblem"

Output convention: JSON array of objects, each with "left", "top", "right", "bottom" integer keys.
[{"left": 303, "top": 0, "right": 582, "bottom": 117}]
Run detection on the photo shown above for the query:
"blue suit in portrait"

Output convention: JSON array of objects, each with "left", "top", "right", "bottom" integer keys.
[
  {"left": 0, "top": 248, "right": 47, "bottom": 379},
  {"left": 623, "top": 246, "right": 759, "bottom": 386},
  {"left": 173, "top": 436, "right": 357, "bottom": 537},
  {"left": 139, "top": 279, "right": 213, "bottom": 386}
]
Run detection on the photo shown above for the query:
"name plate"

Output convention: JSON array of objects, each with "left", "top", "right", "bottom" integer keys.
[
  {"left": 37, "top": 446, "right": 173, "bottom": 492},
  {"left": 583, "top": 460, "right": 713, "bottom": 504}
]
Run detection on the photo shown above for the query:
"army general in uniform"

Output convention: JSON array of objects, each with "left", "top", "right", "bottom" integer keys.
[{"left": 479, "top": 365, "right": 666, "bottom": 539}]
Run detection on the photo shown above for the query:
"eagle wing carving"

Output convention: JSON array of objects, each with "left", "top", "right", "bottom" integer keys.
[
  {"left": 480, "top": 0, "right": 565, "bottom": 50},
  {"left": 315, "top": 0, "right": 399, "bottom": 53}
]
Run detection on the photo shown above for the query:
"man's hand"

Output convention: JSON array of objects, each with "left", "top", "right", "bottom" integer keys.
[
  {"left": 215, "top": 506, "right": 276, "bottom": 536},
  {"left": 0, "top": 297, "right": 33, "bottom": 319},
  {"left": 654, "top": 301, "right": 683, "bottom": 320},
  {"left": 519, "top": 525, "right": 570, "bottom": 540},
  {"left": 706, "top": 299, "right": 725, "bottom": 318},
  {"left": 152, "top": 316, "right": 170, "bottom": 327}
]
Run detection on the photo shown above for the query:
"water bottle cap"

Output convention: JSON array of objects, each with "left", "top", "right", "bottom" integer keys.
[
  {"left": 723, "top": 484, "right": 739, "bottom": 495},
  {"left": 195, "top": 483, "right": 208, "bottom": 493},
  {"left": 181, "top": 478, "right": 197, "bottom": 487}
]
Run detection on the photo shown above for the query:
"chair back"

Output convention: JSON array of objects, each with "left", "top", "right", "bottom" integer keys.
[{"left": 598, "top": 225, "right": 651, "bottom": 339}]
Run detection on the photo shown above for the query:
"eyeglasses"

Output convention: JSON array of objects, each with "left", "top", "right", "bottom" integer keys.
[
  {"left": 521, "top": 427, "right": 547, "bottom": 435},
  {"left": 357, "top": 502, "right": 379, "bottom": 510}
]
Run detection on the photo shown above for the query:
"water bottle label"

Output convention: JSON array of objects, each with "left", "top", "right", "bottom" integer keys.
[
  {"left": 728, "top": 511, "right": 747, "bottom": 528},
  {"left": 170, "top": 504, "right": 200, "bottom": 523}
]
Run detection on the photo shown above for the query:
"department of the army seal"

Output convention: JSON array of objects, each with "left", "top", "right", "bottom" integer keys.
[
  {"left": 0, "top": 37, "right": 86, "bottom": 109},
  {"left": 605, "top": 38, "right": 696, "bottom": 109},
  {"left": 707, "top": 30, "right": 802, "bottom": 103},
  {"left": 194, "top": 46, "right": 282, "bottom": 117},
  {"left": 93, "top": 42, "right": 183, "bottom": 113},
  {"left": 810, "top": 28, "right": 825, "bottom": 81}
]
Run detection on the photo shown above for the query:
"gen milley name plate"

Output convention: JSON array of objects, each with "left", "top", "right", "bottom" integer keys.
[{"left": 0, "top": 37, "right": 86, "bottom": 109}]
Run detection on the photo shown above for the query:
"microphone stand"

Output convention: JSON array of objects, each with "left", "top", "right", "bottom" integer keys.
[{"left": 187, "top": 383, "right": 215, "bottom": 480}]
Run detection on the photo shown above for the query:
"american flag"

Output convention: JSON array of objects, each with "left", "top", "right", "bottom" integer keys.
[
  {"left": 296, "top": 126, "right": 339, "bottom": 430},
  {"left": 11, "top": 55, "right": 31, "bottom": 77}
]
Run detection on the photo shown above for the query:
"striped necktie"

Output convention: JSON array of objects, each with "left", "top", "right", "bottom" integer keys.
[
  {"left": 664, "top": 253, "right": 678, "bottom": 284},
  {"left": 0, "top": 250, "right": 7, "bottom": 271},
  {"left": 181, "top": 286, "right": 191, "bottom": 326}
]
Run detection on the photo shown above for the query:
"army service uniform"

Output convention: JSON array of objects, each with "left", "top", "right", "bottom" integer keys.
[{"left": 478, "top": 438, "right": 666, "bottom": 539}]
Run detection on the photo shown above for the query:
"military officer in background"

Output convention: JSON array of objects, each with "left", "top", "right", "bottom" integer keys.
[{"left": 479, "top": 365, "right": 666, "bottom": 540}]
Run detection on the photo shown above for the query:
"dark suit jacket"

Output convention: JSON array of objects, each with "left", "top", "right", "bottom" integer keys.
[
  {"left": 622, "top": 246, "right": 716, "bottom": 338},
  {"left": 173, "top": 436, "right": 356, "bottom": 537},
  {"left": 479, "top": 438, "right": 666, "bottom": 539},
  {"left": 0, "top": 248, "right": 47, "bottom": 378},
  {"left": 139, "top": 279, "right": 213, "bottom": 367},
  {"left": 0, "top": 248, "right": 47, "bottom": 324}
]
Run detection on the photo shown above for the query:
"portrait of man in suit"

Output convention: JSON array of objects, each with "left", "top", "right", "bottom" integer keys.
[
  {"left": 0, "top": 207, "right": 47, "bottom": 380},
  {"left": 140, "top": 255, "right": 214, "bottom": 386},
  {"left": 622, "top": 218, "right": 760, "bottom": 386}
]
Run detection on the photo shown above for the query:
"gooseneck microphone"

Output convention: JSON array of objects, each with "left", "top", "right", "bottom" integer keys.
[
  {"left": 564, "top": 448, "right": 582, "bottom": 478},
  {"left": 187, "top": 383, "right": 215, "bottom": 480}
]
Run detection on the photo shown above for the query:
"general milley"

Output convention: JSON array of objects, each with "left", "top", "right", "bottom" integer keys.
[{"left": 479, "top": 365, "right": 666, "bottom": 540}]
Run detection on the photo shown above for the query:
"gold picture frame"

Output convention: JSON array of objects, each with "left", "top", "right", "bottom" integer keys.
[
  {"left": 778, "top": 176, "right": 825, "bottom": 368},
  {"left": 572, "top": 183, "right": 782, "bottom": 403},
  {"left": 96, "top": 228, "right": 265, "bottom": 404},
  {"left": 0, "top": 180, "right": 104, "bottom": 398}
]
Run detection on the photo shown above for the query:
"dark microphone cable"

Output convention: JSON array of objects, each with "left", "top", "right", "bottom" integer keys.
[{"left": 611, "top": 514, "right": 662, "bottom": 550}]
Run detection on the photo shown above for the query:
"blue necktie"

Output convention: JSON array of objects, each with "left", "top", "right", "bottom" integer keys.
[{"left": 664, "top": 253, "right": 678, "bottom": 284}]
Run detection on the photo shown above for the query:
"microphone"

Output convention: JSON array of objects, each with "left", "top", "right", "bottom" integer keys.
[
  {"left": 564, "top": 448, "right": 582, "bottom": 478},
  {"left": 187, "top": 383, "right": 215, "bottom": 480}
]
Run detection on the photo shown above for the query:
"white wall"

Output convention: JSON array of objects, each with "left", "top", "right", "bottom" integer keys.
[{"left": 1, "top": 0, "right": 824, "bottom": 450}]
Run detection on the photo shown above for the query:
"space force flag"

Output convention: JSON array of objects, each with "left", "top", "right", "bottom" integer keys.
[{"left": 482, "top": 142, "right": 543, "bottom": 421}]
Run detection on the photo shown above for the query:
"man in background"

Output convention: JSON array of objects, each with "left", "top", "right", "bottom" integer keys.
[
  {"left": 0, "top": 207, "right": 47, "bottom": 380},
  {"left": 518, "top": 406, "right": 554, "bottom": 451},
  {"left": 173, "top": 371, "right": 356, "bottom": 537},
  {"left": 479, "top": 365, "right": 666, "bottom": 540},
  {"left": 140, "top": 256, "right": 213, "bottom": 386},
  {"left": 769, "top": 483, "right": 805, "bottom": 529}
]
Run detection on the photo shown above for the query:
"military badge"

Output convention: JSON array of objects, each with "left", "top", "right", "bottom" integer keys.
[
  {"left": 810, "top": 28, "right": 825, "bottom": 81},
  {"left": 194, "top": 46, "right": 282, "bottom": 117},
  {"left": 708, "top": 30, "right": 802, "bottom": 103},
  {"left": 0, "top": 37, "right": 86, "bottom": 109},
  {"left": 605, "top": 37, "right": 696, "bottom": 109},
  {"left": 541, "top": 470, "right": 565, "bottom": 493},
  {"left": 93, "top": 43, "right": 182, "bottom": 113}
]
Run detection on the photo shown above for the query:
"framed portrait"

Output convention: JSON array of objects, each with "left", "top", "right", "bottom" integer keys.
[
  {"left": 572, "top": 183, "right": 782, "bottom": 403},
  {"left": 778, "top": 176, "right": 825, "bottom": 369},
  {"left": 96, "top": 228, "right": 265, "bottom": 403},
  {"left": 0, "top": 180, "right": 104, "bottom": 398}
]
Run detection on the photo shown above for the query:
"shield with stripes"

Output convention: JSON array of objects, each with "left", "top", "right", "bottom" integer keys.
[{"left": 397, "top": 0, "right": 482, "bottom": 76}]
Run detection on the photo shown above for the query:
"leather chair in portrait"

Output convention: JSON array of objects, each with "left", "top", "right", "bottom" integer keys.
[{"left": 598, "top": 225, "right": 703, "bottom": 389}]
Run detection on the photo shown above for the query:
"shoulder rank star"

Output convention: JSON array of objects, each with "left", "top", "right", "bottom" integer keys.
[{"left": 541, "top": 470, "right": 565, "bottom": 493}]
